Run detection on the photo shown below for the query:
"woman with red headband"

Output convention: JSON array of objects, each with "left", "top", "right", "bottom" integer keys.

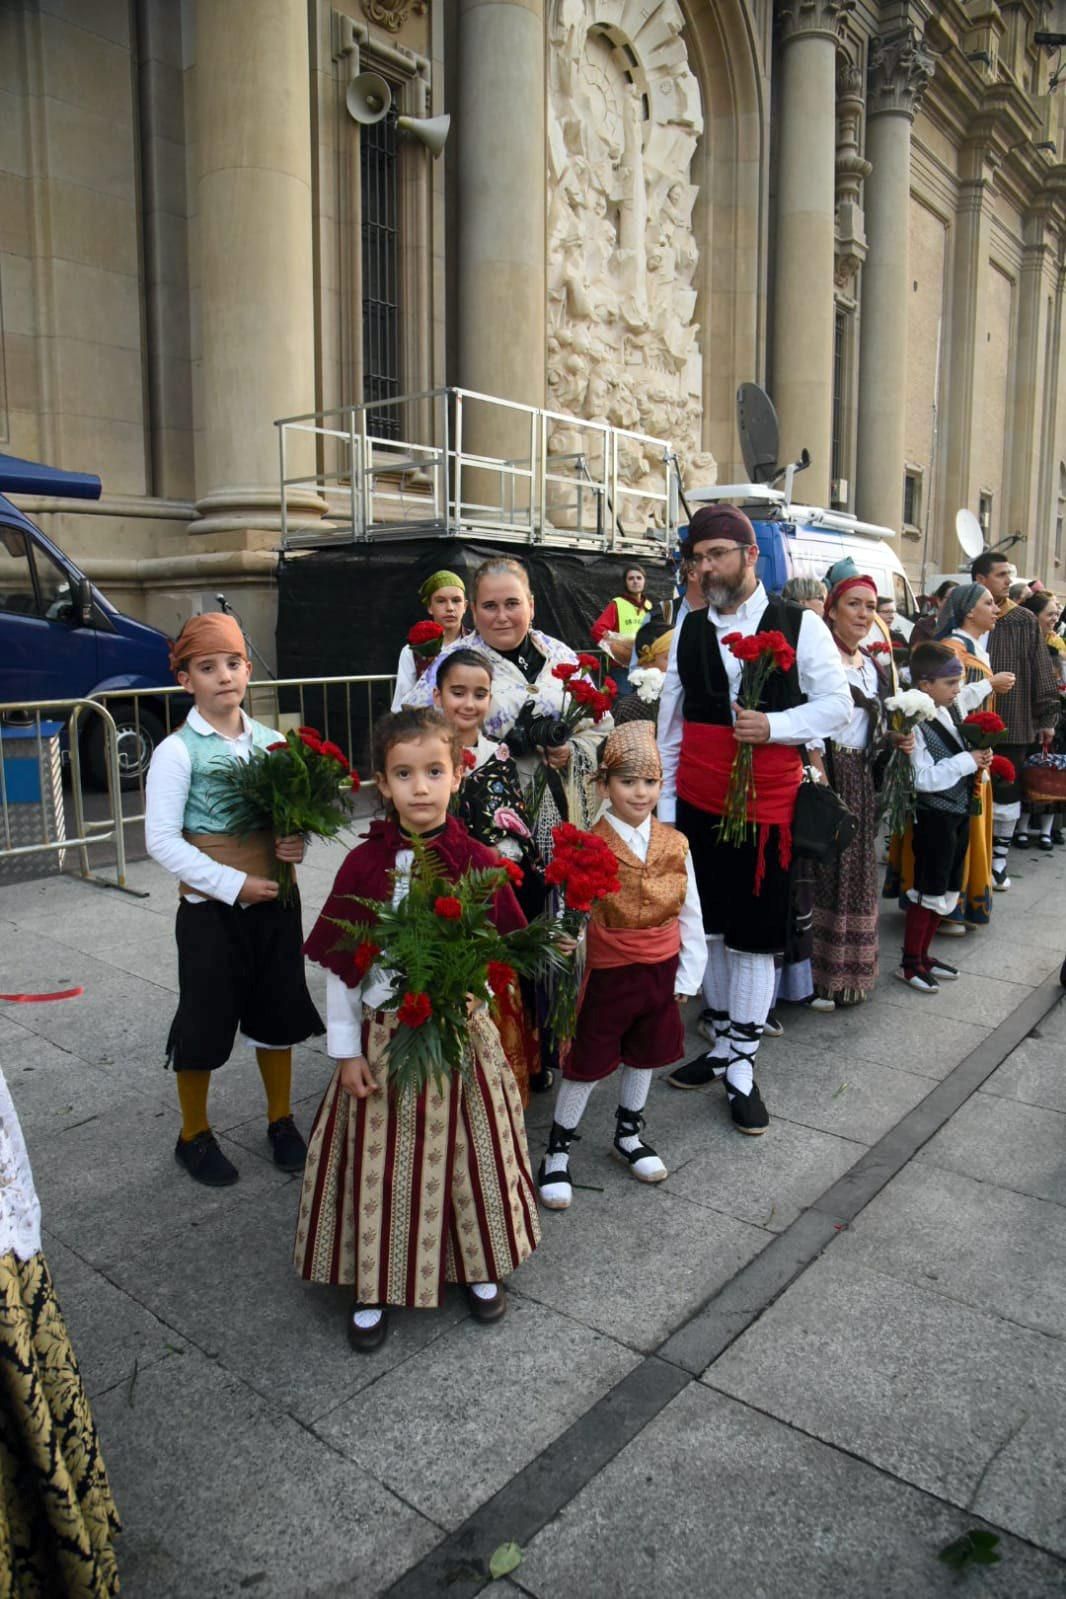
[{"left": 810, "top": 575, "right": 904, "bottom": 1007}]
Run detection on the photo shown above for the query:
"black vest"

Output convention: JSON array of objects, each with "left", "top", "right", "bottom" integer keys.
[
  {"left": 917, "top": 709, "right": 971, "bottom": 814},
  {"left": 677, "top": 597, "right": 806, "bottom": 727}
]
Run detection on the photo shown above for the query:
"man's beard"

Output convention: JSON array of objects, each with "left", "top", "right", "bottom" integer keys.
[{"left": 701, "top": 567, "right": 747, "bottom": 608}]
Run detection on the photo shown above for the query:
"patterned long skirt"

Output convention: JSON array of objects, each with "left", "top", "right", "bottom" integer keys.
[
  {"left": 294, "top": 1008, "right": 541, "bottom": 1308},
  {"left": 811, "top": 750, "right": 879, "bottom": 1003},
  {"left": 0, "top": 1250, "right": 120, "bottom": 1598},
  {"left": 884, "top": 772, "right": 993, "bottom": 927}
]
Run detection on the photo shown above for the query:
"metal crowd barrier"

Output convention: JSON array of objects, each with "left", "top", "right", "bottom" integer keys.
[
  {"left": 0, "top": 674, "right": 396, "bottom": 895},
  {"left": 0, "top": 697, "right": 130, "bottom": 890}
]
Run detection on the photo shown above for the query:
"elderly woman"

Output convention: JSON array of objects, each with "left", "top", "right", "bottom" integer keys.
[
  {"left": 780, "top": 575, "right": 827, "bottom": 617},
  {"left": 390, "top": 569, "right": 468, "bottom": 711},
  {"left": 810, "top": 575, "right": 898, "bottom": 1006},
  {"left": 410, "top": 556, "right": 610, "bottom": 850}
]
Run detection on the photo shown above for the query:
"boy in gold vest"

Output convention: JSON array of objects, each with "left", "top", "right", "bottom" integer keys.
[
  {"left": 537, "top": 722, "right": 706, "bottom": 1209},
  {"left": 145, "top": 613, "right": 323, "bottom": 1187}
]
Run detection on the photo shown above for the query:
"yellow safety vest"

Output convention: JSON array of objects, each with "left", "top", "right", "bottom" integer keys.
[{"left": 615, "top": 596, "right": 651, "bottom": 636}]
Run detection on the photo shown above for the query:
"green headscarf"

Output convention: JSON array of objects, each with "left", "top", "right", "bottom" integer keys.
[{"left": 419, "top": 569, "right": 466, "bottom": 607}]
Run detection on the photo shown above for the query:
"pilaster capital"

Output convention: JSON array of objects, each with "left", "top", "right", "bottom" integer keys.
[
  {"left": 867, "top": 25, "right": 935, "bottom": 120},
  {"left": 776, "top": 0, "right": 856, "bottom": 48}
]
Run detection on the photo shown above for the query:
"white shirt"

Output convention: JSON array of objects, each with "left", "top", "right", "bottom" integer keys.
[
  {"left": 836, "top": 654, "right": 881, "bottom": 751},
  {"left": 911, "top": 681, "right": 990, "bottom": 792},
  {"left": 657, "top": 582, "right": 852, "bottom": 824},
  {"left": 601, "top": 809, "right": 707, "bottom": 996},
  {"left": 324, "top": 848, "right": 414, "bottom": 1058},
  {"left": 145, "top": 706, "right": 281, "bottom": 905},
  {"left": 391, "top": 645, "right": 417, "bottom": 711},
  {"left": 0, "top": 1068, "right": 42, "bottom": 1262}
]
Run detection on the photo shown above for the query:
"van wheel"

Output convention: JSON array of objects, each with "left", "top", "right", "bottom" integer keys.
[{"left": 84, "top": 704, "right": 165, "bottom": 792}]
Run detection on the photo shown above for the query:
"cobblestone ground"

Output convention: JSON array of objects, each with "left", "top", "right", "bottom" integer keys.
[{"left": 1, "top": 836, "right": 1065, "bottom": 1597}]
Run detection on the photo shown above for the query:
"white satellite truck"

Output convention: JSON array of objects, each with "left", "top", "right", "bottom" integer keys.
[{"left": 682, "top": 383, "right": 920, "bottom": 632}]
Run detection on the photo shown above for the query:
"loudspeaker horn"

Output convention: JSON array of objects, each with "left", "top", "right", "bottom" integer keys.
[
  {"left": 396, "top": 112, "right": 451, "bottom": 158},
  {"left": 345, "top": 71, "right": 392, "bottom": 125}
]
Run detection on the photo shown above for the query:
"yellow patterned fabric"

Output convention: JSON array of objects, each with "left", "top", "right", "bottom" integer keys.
[
  {"left": 294, "top": 1008, "right": 540, "bottom": 1307},
  {"left": 0, "top": 1250, "right": 120, "bottom": 1597},
  {"left": 591, "top": 817, "right": 689, "bottom": 931}
]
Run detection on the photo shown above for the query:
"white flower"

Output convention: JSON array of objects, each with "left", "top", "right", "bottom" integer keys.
[
  {"left": 629, "top": 667, "right": 665, "bottom": 704},
  {"left": 885, "top": 689, "right": 937, "bottom": 724}
]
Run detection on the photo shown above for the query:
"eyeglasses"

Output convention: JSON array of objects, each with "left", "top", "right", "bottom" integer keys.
[{"left": 690, "top": 546, "right": 746, "bottom": 566}]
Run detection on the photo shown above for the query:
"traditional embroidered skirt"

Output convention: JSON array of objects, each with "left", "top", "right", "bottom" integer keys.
[
  {"left": 294, "top": 1008, "right": 541, "bottom": 1307},
  {"left": 0, "top": 1250, "right": 120, "bottom": 1598},
  {"left": 885, "top": 773, "right": 993, "bottom": 928},
  {"left": 811, "top": 750, "right": 879, "bottom": 1003}
]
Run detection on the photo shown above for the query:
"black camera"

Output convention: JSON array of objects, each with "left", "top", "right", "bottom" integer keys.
[{"left": 507, "top": 704, "right": 569, "bottom": 756}]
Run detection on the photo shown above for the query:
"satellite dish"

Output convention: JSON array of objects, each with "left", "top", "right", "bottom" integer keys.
[
  {"left": 737, "top": 383, "right": 780, "bottom": 485},
  {"left": 345, "top": 72, "right": 392, "bottom": 125},
  {"left": 955, "top": 508, "right": 984, "bottom": 560}
]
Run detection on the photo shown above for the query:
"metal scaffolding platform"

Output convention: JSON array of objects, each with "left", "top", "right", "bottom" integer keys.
[{"left": 275, "top": 386, "right": 680, "bottom": 556}]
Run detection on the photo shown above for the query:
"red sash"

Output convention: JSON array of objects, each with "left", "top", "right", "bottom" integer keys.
[
  {"left": 677, "top": 723, "right": 803, "bottom": 893},
  {"left": 586, "top": 919, "right": 681, "bottom": 971}
]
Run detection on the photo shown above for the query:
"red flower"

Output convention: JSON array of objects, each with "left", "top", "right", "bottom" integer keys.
[
  {"left": 487, "top": 960, "right": 516, "bottom": 996},
  {"left": 349, "top": 772, "right": 361, "bottom": 792},
  {"left": 963, "top": 711, "right": 1007, "bottom": 734},
  {"left": 552, "top": 662, "right": 578, "bottom": 681},
  {"left": 545, "top": 825, "right": 621, "bottom": 911},
  {"left": 499, "top": 858, "right": 524, "bottom": 888},
  {"left": 408, "top": 619, "right": 445, "bottom": 647},
  {"left": 602, "top": 678, "right": 619, "bottom": 701},
  {"left": 298, "top": 731, "right": 323, "bottom": 753},
  {"left": 397, "top": 991, "right": 432, "bottom": 1028},
  {"left": 297, "top": 726, "right": 322, "bottom": 739},
  {"left": 576, "top": 652, "right": 601, "bottom": 673},
  {"left": 353, "top": 940, "right": 380, "bottom": 978},
  {"left": 433, "top": 895, "right": 463, "bottom": 920},
  {"left": 462, "top": 748, "right": 477, "bottom": 770},
  {"left": 266, "top": 741, "right": 289, "bottom": 751},
  {"left": 867, "top": 642, "right": 892, "bottom": 656},
  {"left": 319, "top": 740, "right": 350, "bottom": 769},
  {"left": 989, "top": 754, "right": 1016, "bottom": 783}
]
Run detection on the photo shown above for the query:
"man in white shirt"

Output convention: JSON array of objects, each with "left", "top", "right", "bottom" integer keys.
[{"left": 658, "top": 505, "right": 851, "bottom": 1133}]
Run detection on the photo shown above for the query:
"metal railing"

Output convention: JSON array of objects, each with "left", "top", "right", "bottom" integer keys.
[
  {"left": 0, "top": 697, "right": 130, "bottom": 890},
  {"left": 275, "top": 386, "right": 677, "bottom": 553}
]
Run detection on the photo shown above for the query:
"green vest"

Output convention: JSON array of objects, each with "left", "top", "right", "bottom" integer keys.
[
  {"left": 176, "top": 717, "right": 277, "bottom": 833},
  {"left": 615, "top": 596, "right": 651, "bottom": 637}
]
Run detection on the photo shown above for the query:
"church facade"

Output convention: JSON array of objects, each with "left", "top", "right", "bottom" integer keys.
[{"left": 2, "top": 0, "right": 1066, "bottom": 654}]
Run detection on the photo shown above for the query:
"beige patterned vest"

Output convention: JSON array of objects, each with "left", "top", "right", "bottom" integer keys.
[{"left": 591, "top": 816, "right": 689, "bottom": 931}]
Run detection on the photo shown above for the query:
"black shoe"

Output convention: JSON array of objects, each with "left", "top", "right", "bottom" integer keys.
[
  {"left": 467, "top": 1283, "right": 508, "bottom": 1323},
  {"left": 666, "top": 1053, "right": 724, "bottom": 1090},
  {"left": 763, "top": 1009, "right": 784, "bottom": 1038},
  {"left": 724, "top": 1077, "right": 770, "bottom": 1136},
  {"left": 1014, "top": 832, "right": 1031, "bottom": 850},
  {"left": 1052, "top": 829, "right": 1065, "bottom": 846},
  {"left": 267, "top": 1116, "right": 307, "bottom": 1173},
  {"left": 174, "top": 1130, "right": 239, "bottom": 1187},
  {"left": 529, "top": 1066, "right": 555, "bottom": 1094},
  {"left": 348, "top": 1304, "right": 389, "bottom": 1353},
  {"left": 537, "top": 1123, "right": 579, "bottom": 1210},
  {"left": 1039, "top": 836, "right": 1055, "bottom": 852}
]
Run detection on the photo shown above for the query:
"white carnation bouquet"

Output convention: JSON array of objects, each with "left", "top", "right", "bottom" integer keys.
[
  {"left": 628, "top": 667, "right": 665, "bottom": 704},
  {"left": 878, "top": 689, "right": 938, "bottom": 838}
]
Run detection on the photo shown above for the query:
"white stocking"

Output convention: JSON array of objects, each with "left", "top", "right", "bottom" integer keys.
[
  {"left": 617, "top": 1065, "right": 653, "bottom": 1114},
  {"left": 553, "top": 1078, "right": 595, "bottom": 1131},
  {"left": 725, "top": 950, "right": 776, "bottom": 1094},
  {"left": 702, "top": 935, "right": 731, "bottom": 1061}
]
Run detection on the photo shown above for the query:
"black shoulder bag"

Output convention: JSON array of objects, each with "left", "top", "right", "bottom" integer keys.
[{"left": 792, "top": 749, "right": 858, "bottom": 863}]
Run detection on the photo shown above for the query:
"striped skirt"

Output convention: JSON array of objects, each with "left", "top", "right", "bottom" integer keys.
[
  {"left": 294, "top": 1007, "right": 541, "bottom": 1308},
  {"left": 811, "top": 749, "right": 880, "bottom": 1003}
]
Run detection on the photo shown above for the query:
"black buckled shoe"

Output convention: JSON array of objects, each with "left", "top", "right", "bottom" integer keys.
[
  {"left": 174, "top": 1130, "right": 239, "bottom": 1187},
  {"left": 537, "top": 1123, "right": 579, "bottom": 1210},
  {"left": 666, "top": 1052, "right": 724, "bottom": 1090},
  {"left": 267, "top": 1116, "right": 308, "bottom": 1173},
  {"left": 724, "top": 1077, "right": 770, "bottom": 1136},
  {"left": 348, "top": 1304, "right": 389, "bottom": 1353},
  {"left": 467, "top": 1283, "right": 508, "bottom": 1323}
]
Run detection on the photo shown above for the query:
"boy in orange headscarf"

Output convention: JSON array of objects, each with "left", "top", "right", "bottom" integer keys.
[
  {"left": 537, "top": 722, "right": 706, "bottom": 1210},
  {"left": 145, "top": 613, "right": 323, "bottom": 1186}
]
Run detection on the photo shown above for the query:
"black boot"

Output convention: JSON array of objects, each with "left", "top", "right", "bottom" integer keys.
[{"left": 537, "top": 1122, "right": 580, "bottom": 1210}]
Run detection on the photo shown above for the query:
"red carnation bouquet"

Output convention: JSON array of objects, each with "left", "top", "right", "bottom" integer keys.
[
  {"left": 960, "top": 709, "right": 1008, "bottom": 815},
  {"left": 543, "top": 822, "right": 621, "bottom": 1040},
  {"left": 408, "top": 619, "right": 446, "bottom": 662},
  {"left": 212, "top": 725, "right": 359, "bottom": 905},
  {"left": 718, "top": 630, "right": 797, "bottom": 846},
  {"left": 525, "top": 661, "right": 617, "bottom": 820},
  {"left": 329, "top": 836, "right": 565, "bottom": 1094}
]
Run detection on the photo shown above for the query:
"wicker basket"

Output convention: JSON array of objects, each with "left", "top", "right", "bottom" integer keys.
[{"left": 1022, "top": 762, "right": 1066, "bottom": 805}]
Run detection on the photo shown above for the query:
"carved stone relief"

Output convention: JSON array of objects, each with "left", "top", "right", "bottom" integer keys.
[{"left": 546, "top": 1, "right": 711, "bottom": 529}]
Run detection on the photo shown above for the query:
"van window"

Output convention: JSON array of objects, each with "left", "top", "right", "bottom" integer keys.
[
  {"left": 0, "top": 529, "right": 37, "bottom": 615},
  {"left": 893, "top": 570, "right": 916, "bottom": 620},
  {"left": 34, "top": 541, "right": 75, "bottom": 620}
]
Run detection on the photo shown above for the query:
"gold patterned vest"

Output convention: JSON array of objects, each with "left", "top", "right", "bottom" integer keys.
[{"left": 591, "top": 816, "right": 690, "bottom": 930}]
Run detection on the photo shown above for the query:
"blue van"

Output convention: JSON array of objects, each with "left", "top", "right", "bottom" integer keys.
[{"left": 0, "top": 453, "right": 177, "bottom": 786}]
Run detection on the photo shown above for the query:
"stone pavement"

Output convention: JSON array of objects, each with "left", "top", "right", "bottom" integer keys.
[{"left": 2, "top": 836, "right": 1066, "bottom": 1597}]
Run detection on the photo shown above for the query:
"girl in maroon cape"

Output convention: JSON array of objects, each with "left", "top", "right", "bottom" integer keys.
[{"left": 295, "top": 708, "right": 541, "bottom": 1352}]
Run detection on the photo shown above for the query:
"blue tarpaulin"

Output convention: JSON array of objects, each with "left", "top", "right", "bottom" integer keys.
[{"left": 0, "top": 453, "right": 101, "bottom": 501}]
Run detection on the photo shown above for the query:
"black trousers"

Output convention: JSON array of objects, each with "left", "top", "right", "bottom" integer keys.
[{"left": 676, "top": 798, "right": 792, "bottom": 955}]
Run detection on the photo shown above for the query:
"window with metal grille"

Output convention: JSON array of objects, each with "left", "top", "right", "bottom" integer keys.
[
  {"left": 361, "top": 103, "right": 400, "bottom": 439},
  {"left": 830, "top": 309, "right": 846, "bottom": 507},
  {"left": 903, "top": 468, "right": 921, "bottom": 528}
]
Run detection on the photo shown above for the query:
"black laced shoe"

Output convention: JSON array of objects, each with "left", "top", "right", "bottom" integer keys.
[
  {"left": 612, "top": 1107, "right": 668, "bottom": 1183},
  {"left": 724, "top": 1075, "right": 770, "bottom": 1136},
  {"left": 666, "top": 1053, "right": 724, "bottom": 1090},
  {"left": 467, "top": 1283, "right": 508, "bottom": 1323},
  {"left": 348, "top": 1304, "right": 389, "bottom": 1353},
  {"left": 267, "top": 1116, "right": 308, "bottom": 1173},
  {"left": 537, "top": 1123, "right": 580, "bottom": 1210},
  {"left": 174, "top": 1130, "right": 239, "bottom": 1187}
]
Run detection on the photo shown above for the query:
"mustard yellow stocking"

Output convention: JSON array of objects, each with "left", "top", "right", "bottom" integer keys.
[
  {"left": 176, "top": 1070, "right": 212, "bottom": 1142},
  {"left": 256, "top": 1047, "right": 293, "bottom": 1124}
]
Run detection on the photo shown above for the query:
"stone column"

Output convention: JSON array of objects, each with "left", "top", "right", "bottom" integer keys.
[
  {"left": 772, "top": 0, "right": 854, "bottom": 504},
  {"left": 456, "top": 0, "right": 545, "bottom": 472},
  {"left": 1007, "top": 208, "right": 1053, "bottom": 568},
  {"left": 855, "top": 25, "right": 934, "bottom": 532},
  {"left": 192, "top": 0, "right": 324, "bottom": 534}
]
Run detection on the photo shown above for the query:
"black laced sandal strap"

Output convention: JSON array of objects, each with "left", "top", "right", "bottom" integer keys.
[
  {"left": 546, "top": 1121, "right": 581, "bottom": 1156},
  {"left": 728, "top": 1019, "right": 764, "bottom": 1043},
  {"left": 613, "top": 1106, "right": 660, "bottom": 1163}
]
